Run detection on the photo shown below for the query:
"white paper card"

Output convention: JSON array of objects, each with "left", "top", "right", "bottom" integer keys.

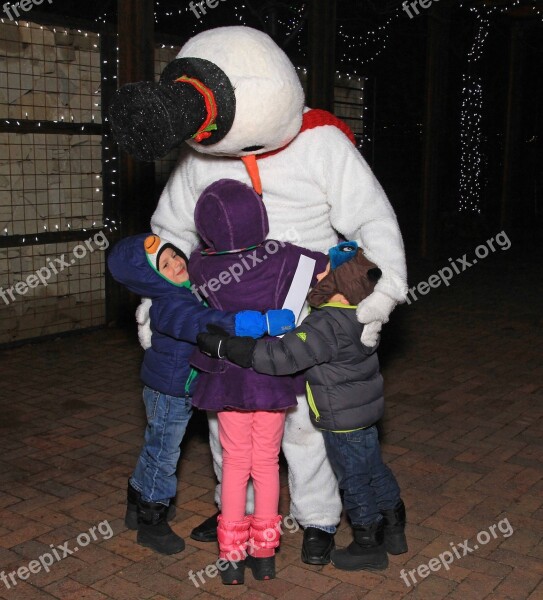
[{"left": 281, "top": 254, "right": 316, "bottom": 323}]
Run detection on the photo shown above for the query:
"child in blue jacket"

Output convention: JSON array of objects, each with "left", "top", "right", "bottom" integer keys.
[{"left": 107, "top": 233, "right": 294, "bottom": 555}]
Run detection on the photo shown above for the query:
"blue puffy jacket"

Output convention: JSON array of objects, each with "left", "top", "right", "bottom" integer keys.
[{"left": 108, "top": 234, "right": 240, "bottom": 397}]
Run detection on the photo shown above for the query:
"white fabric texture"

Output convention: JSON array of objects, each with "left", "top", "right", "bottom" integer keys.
[
  {"left": 142, "top": 26, "right": 407, "bottom": 525},
  {"left": 151, "top": 125, "right": 407, "bottom": 301},
  {"left": 147, "top": 125, "right": 406, "bottom": 525}
]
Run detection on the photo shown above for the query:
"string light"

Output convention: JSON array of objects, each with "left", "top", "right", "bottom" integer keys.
[
  {"left": 1, "top": 20, "right": 107, "bottom": 238},
  {"left": 456, "top": 1, "right": 543, "bottom": 213},
  {"left": 458, "top": 8, "right": 491, "bottom": 213}
]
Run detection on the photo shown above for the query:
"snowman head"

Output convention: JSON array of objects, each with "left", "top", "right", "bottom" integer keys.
[{"left": 108, "top": 26, "right": 304, "bottom": 160}]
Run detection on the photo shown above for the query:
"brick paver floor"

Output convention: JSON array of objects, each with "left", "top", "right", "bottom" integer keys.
[{"left": 1, "top": 249, "right": 542, "bottom": 599}]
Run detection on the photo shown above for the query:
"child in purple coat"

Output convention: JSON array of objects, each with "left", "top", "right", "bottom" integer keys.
[
  {"left": 108, "top": 232, "right": 294, "bottom": 556},
  {"left": 188, "top": 179, "right": 327, "bottom": 583}
]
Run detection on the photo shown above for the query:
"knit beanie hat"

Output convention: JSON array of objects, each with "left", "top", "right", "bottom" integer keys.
[
  {"left": 307, "top": 245, "right": 382, "bottom": 307},
  {"left": 144, "top": 234, "right": 188, "bottom": 276}
]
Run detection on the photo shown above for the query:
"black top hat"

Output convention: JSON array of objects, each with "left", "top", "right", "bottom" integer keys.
[{"left": 108, "top": 57, "right": 236, "bottom": 161}]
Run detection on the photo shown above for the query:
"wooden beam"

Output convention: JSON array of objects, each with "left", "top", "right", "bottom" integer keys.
[
  {"left": 420, "top": 2, "right": 453, "bottom": 258},
  {"left": 500, "top": 22, "right": 525, "bottom": 229},
  {"left": 110, "top": 0, "right": 156, "bottom": 326},
  {"left": 117, "top": 0, "right": 156, "bottom": 238},
  {"left": 307, "top": 0, "right": 337, "bottom": 112}
]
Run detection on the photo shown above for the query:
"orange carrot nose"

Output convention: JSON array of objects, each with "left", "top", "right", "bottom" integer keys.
[{"left": 241, "top": 155, "right": 263, "bottom": 196}]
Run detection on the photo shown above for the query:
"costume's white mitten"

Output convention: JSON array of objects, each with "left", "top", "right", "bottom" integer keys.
[
  {"left": 136, "top": 297, "right": 153, "bottom": 350},
  {"left": 358, "top": 321, "right": 381, "bottom": 347},
  {"left": 356, "top": 290, "right": 397, "bottom": 347}
]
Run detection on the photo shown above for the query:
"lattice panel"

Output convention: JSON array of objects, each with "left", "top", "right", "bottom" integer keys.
[
  {"left": 0, "top": 132, "right": 103, "bottom": 236},
  {"left": 0, "top": 238, "right": 107, "bottom": 344},
  {"left": 296, "top": 67, "right": 366, "bottom": 146},
  {"left": 0, "top": 20, "right": 101, "bottom": 123}
]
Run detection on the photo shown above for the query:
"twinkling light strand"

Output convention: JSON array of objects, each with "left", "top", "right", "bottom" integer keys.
[
  {"left": 458, "top": 6, "right": 493, "bottom": 213},
  {"left": 457, "top": 1, "right": 543, "bottom": 212}
]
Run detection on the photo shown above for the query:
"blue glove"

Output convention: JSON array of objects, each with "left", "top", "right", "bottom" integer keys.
[
  {"left": 235, "top": 309, "right": 295, "bottom": 338},
  {"left": 265, "top": 309, "right": 296, "bottom": 336}
]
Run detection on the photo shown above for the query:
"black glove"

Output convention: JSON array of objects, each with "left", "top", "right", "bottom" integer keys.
[
  {"left": 224, "top": 337, "right": 257, "bottom": 368},
  {"left": 196, "top": 328, "right": 256, "bottom": 369},
  {"left": 197, "top": 329, "right": 230, "bottom": 359}
]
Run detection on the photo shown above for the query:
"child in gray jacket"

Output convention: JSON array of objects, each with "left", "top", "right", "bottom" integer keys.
[{"left": 197, "top": 242, "right": 407, "bottom": 572}]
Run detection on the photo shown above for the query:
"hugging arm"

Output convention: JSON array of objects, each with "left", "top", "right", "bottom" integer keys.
[{"left": 198, "top": 311, "right": 337, "bottom": 373}]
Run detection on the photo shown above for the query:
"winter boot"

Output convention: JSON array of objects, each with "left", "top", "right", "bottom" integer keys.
[
  {"left": 381, "top": 499, "right": 408, "bottom": 555},
  {"left": 330, "top": 520, "right": 388, "bottom": 571},
  {"left": 190, "top": 511, "right": 219, "bottom": 542},
  {"left": 301, "top": 527, "right": 335, "bottom": 565},
  {"left": 246, "top": 515, "right": 282, "bottom": 581},
  {"left": 125, "top": 480, "right": 176, "bottom": 530},
  {"left": 217, "top": 515, "right": 251, "bottom": 585},
  {"left": 136, "top": 499, "right": 185, "bottom": 555}
]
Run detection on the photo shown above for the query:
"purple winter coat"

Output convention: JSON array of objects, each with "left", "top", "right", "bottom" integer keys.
[{"left": 189, "top": 178, "right": 327, "bottom": 412}]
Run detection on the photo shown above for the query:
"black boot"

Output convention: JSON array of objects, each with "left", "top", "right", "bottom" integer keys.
[
  {"left": 190, "top": 511, "right": 220, "bottom": 542},
  {"left": 330, "top": 520, "right": 388, "bottom": 571},
  {"left": 246, "top": 554, "right": 276, "bottom": 580},
  {"left": 137, "top": 499, "right": 185, "bottom": 555},
  {"left": 125, "top": 480, "right": 176, "bottom": 530},
  {"left": 381, "top": 499, "right": 408, "bottom": 555},
  {"left": 301, "top": 527, "right": 335, "bottom": 565},
  {"left": 220, "top": 559, "right": 246, "bottom": 585}
]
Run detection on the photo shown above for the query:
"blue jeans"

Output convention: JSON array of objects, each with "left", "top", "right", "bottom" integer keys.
[
  {"left": 131, "top": 386, "right": 193, "bottom": 505},
  {"left": 322, "top": 425, "right": 401, "bottom": 526}
]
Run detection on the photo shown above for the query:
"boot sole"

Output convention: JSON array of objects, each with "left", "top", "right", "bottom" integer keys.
[
  {"left": 220, "top": 562, "right": 245, "bottom": 585},
  {"left": 301, "top": 554, "right": 332, "bottom": 565},
  {"left": 384, "top": 536, "right": 408, "bottom": 555},
  {"left": 301, "top": 544, "right": 334, "bottom": 565},
  {"left": 385, "top": 545, "right": 408, "bottom": 555},
  {"left": 137, "top": 536, "right": 185, "bottom": 555},
  {"left": 190, "top": 531, "right": 218, "bottom": 542},
  {"left": 246, "top": 555, "right": 275, "bottom": 580},
  {"left": 220, "top": 574, "right": 245, "bottom": 585}
]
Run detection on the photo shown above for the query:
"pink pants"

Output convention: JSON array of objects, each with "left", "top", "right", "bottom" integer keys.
[{"left": 218, "top": 410, "right": 286, "bottom": 522}]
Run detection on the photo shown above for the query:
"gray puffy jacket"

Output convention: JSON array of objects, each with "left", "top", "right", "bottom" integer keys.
[{"left": 252, "top": 304, "right": 384, "bottom": 432}]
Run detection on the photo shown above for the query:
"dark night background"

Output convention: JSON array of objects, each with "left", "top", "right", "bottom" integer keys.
[{"left": 28, "top": 0, "right": 543, "bottom": 262}]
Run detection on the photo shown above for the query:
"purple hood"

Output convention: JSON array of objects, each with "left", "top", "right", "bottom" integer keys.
[{"left": 194, "top": 179, "right": 268, "bottom": 251}]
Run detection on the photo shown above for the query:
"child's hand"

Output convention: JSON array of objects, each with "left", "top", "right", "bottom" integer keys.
[
  {"left": 266, "top": 309, "right": 295, "bottom": 336},
  {"left": 197, "top": 326, "right": 256, "bottom": 368},
  {"left": 235, "top": 309, "right": 295, "bottom": 338},
  {"left": 197, "top": 326, "right": 230, "bottom": 358}
]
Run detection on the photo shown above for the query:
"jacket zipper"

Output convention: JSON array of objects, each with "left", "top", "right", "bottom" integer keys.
[
  {"left": 184, "top": 368, "right": 198, "bottom": 399},
  {"left": 305, "top": 382, "right": 320, "bottom": 422}
]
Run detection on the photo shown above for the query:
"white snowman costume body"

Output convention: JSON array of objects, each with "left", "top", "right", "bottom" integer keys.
[{"left": 141, "top": 26, "right": 407, "bottom": 529}]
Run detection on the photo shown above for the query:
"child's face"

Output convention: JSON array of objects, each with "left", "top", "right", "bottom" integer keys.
[
  {"left": 158, "top": 248, "right": 188, "bottom": 284},
  {"left": 316, "top": 263, "right": 331, "bottom": 283}
]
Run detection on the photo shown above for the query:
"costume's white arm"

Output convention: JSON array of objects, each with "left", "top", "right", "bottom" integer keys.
[
  {"left": 317, "top": 127, "right": 407, "bottom": 301},
  {"left": 150, "top": 150, "right": 200, "bottom": 257},
  {"left": 307, "top": 127, "right": 408, "bottom": 345}
]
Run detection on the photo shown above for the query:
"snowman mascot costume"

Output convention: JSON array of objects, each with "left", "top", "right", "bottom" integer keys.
[{"left": 109, "top": 26, "right": 407, "bottom": 564}]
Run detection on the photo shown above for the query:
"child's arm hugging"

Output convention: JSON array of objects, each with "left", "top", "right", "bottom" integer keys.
[
  {"left": 197, "top": 311, "right": 337, "bottom": 373},
  {"left": 151, "top": 296, "right": 295, "bottom": 344}
]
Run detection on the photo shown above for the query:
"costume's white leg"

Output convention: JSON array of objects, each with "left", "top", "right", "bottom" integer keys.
[
  {"left": 282, "top": 396, "right": 342, "bottom": 528},
  {"left": 207, "top": 412, "right": 254, "bottom": 513}
]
